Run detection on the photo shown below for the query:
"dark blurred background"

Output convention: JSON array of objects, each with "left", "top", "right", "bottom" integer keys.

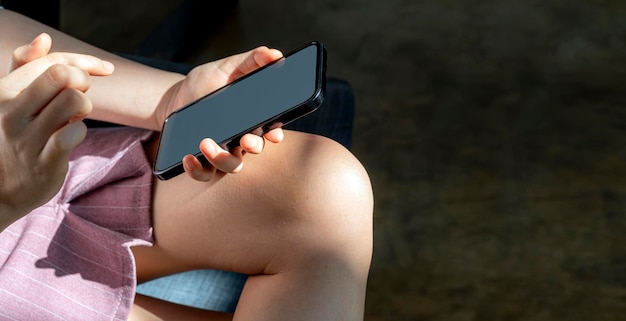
[{"left": 4, "top": 0, "right": 626, "bottom": 320}]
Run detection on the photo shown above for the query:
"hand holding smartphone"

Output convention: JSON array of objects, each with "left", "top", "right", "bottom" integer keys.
[{"left": 153, "top": 41, "right": 327, "bottom": 180}]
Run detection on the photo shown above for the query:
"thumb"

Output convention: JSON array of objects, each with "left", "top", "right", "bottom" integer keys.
[{"left": 8, "top": 33, "right": 52, "bottom": 74}]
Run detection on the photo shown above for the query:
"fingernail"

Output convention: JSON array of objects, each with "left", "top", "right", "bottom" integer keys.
[
  {"left": 207, "top": 140, "right": 216, "bottom": 156},
  {"left": 183, "top": 157, "right": 194, "bottom": 172},
  {"left": 249, "top": 137, "right": 258, "bottom": 150},
  {"left": 29, "top": 34, "right": 42, "bottom": 47},
  {"left": 202, "top": 139, "right": 215, "bottom": 156},
  {"left": 102, "top": 60, "right": 115, "bottom": 72}
]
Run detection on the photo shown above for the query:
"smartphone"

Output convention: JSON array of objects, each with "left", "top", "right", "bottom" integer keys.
[{"left": 153, "top": 41, "right": 327, "bottom": 180}]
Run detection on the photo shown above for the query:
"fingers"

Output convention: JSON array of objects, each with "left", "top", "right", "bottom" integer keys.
[
  {"left": 245, "top": 46, "right": 284, "bottom": 74},
  {"left": 174, "top": 46, "right": 283, "bottom": 111},
  {"left": 8, "top": 33, "right": 52, "bottom": 73},
  {"left": 2, "top": 51, "right": 114, "bottom": 98},
  {"left": 175, "top": 45, "right": 285, "bottom": 182},
  {"left": 184, "top": 138, "right": 244, "bottom": 181},
  {"left": 41, "top": 120, "right": 88, "bottom": 160},
  {"left": 219, "top": 46, "right": 283, "bottom": 83},
  {"left": 239, "top": 134, "right": 264, "bottom": 154},
  {"left": 263, "top": 128, "right": 284, "bottom": 144},
  {"left": 40, "top": 52, "right": 115, "bottom": 76},
  {"left": 11, "top": 64, "right": 92, "bottom": 120},
  {"left": 0, "top": 63, "right": 94, "bottom": 157},
  {"left": 199, "top": 138, "right": 244, "bottom": 174},
  {"left": 182, "top": 154, "right": 216, "bottom": 182},
  {"left": 184, "top": 128, "right": 284, "bottom": 181},
  {"left": 240, "top": 128, "right": 284, "bottom": 153},
  {"left": 32, "top": 87, "right": 93, "bottom": 147}
]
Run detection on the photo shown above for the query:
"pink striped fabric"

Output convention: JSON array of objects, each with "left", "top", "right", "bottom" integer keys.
[{"left": 0, "top": 127, "right": 155, "bottom": 320}]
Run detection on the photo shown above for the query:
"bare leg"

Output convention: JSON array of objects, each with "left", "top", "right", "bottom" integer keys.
[
  {"left": 130, "top": 294, "right": 232, "bottom": 321},
  {"left": 131, "top": 130, "right": 374, "bottom": 320}
]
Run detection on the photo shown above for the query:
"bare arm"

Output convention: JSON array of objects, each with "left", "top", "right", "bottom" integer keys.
[
  {"left": 0, "top": 9, "right": 184, "bottom": 131},
  {"left": 1, "top": 8, "right": 286, "bottom": 183}
]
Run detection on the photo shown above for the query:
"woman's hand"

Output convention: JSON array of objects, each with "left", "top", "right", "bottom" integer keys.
[
  {"left": 0, "top": 33, "right": 114, "bottom": 227},
  {"left": 158, "top": 46, "right": 286, "bottom": 181}
]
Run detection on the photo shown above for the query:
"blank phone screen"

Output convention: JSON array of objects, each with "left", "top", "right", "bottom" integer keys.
[{"left": 154, "top": 43, "right": 322, "bottom": 175}]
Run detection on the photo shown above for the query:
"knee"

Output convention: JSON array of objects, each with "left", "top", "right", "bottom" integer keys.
[
  {"left": 287, "top": 132, "right": 373, "bottom": 219},
  {"left": 272, "top": 133, "right": 374, "bottom": 272}
]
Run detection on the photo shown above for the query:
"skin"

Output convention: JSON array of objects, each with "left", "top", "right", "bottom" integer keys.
[
  {"left": 0, "top": 9, "right": 374, "bottom": 321},
  {"left": 0, "top": 35, "right": 113, "bottom": 228}
]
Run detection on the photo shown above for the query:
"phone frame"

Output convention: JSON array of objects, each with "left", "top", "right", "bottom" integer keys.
[{"left": 153, "top": 41, "right": 327, "bottom": 180}]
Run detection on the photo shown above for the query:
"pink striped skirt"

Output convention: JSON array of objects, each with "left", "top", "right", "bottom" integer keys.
[{"left": 0, "top": 127, "right": 155, "bottom": 320}]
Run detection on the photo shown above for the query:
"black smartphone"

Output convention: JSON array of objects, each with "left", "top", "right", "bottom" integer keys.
[{"left": 153, "top": 41, "right": 327, "bottom": 180}]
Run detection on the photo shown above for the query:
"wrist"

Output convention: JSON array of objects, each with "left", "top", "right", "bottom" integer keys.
[
  {"left": 88, "top": 59, "right": 185, "bottom": 131},
  {"left": 154, "top": 79, "right": 184, "bottom": 131}
]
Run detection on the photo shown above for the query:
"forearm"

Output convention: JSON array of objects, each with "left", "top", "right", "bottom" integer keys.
[{"left": 0, "top": 9, "right": 184, "bottom": 130}]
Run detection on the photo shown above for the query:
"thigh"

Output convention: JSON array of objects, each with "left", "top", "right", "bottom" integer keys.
[{"left": 132, "top": 130, "right": 344, "bottom": 282}]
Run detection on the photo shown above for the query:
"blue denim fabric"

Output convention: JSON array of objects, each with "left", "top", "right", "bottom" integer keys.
[
  {"left": 137, "top": 270, "right": 247, "bottom": 312},
  {"left": 119, "top": 56, "right": 355, "bottom": 312}
]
